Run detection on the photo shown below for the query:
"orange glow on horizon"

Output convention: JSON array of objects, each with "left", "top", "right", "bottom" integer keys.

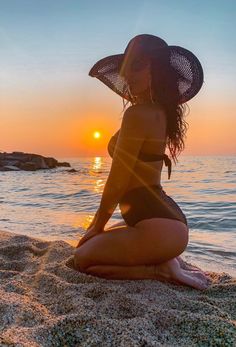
[{"left": 0, "top": 88, "right": 235, "bottom": 157}]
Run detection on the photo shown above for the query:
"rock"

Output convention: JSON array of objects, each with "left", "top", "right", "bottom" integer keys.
[
  {"left": 30, "top": 155, "right": 49, "bottom": 169},
  {"left": 0, "top": 165, "right": 21, "bottom": 171},
  {"left": 0, "top": 152, "right": 72, "bottom": 172},
  {"left": 3, "top": 154, "right": 30, "bottom": 162},
  {"left": 57, "top": 162, "right": 71, "bottom": 167},
  {"left": 2, "top": 160, "right": 20, "bottom": 167},
  {"left": 67, "top": 169, "right": 77, "bottom": 173},
  {"left": 18, "top": 162, "right": 38, "bottom": 171},
  {"left": 44, "top": 157, "right": 58, "bottom": 168}
]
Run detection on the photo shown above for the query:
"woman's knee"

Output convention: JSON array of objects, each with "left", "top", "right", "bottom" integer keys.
[{"left": 73, "top": 249, "right": 90, "bottom": 272}]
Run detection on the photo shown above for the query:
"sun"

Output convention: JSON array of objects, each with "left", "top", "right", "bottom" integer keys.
[{"left": 93, "top": 131, "right": 101, "bottom": 139}]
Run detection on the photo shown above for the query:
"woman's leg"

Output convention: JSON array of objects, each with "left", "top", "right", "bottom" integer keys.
[
  {"left": 85, "top": 260, "right": 210, "bottom": 290},
  {"left": 104, "top": 220, "right": 201, "bottom": 273},
  {"left": 75, "top": 218, "right": 188, "bottom": 269},
  {"left": 74, "top": 218, "right": 210, "bottom": 290}
]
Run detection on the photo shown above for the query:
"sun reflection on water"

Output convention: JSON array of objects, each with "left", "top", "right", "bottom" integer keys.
[
  {"left": 77, "top": 157, "right": 105, "bottom": 230},
  {"left": 94, "top": 179, "right": 103, "bottom": 193},
  {"left": 91, "top": 157, "right": 105, "bottom": 193},
  {"left": 93, "top": 156, "right": 102, "bottom": 170}
]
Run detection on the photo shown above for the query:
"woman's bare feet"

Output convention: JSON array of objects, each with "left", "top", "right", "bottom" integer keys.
[
  {"left": 154, "top": 258, "right": 212, "bottom": 290},
  {"left": 176, "top": 255, "right": 206, "bottom": 273}
]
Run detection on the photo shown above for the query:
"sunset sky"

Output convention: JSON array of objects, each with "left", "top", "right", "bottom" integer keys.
[{"left": 1, "top": 0, "right": 235, "bottom": 158}]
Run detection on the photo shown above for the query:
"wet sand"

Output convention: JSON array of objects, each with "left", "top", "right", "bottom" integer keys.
[{"left": 0, "top": 229, "right": 235, "bottom": 346}]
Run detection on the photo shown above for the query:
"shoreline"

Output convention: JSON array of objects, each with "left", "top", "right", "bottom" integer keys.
[{"left": 0, "top": 229, "right": 235, "bottom": 346}]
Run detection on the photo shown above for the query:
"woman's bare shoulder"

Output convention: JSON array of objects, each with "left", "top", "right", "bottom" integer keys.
[{"left": 126, "top": 104, "right": 165, "bottom": 129}]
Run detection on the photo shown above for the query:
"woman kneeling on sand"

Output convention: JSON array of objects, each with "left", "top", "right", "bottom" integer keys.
[{"left": 73, "top": 34, "right": 211, "bottom": 291}]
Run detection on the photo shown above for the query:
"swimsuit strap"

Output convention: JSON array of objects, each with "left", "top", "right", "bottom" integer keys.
[
  {"left": 137, "top": 152, "right": 172, "bottom": 179},
  {"left": 163, "top": 154, "right": 172, "bottom": 179}
]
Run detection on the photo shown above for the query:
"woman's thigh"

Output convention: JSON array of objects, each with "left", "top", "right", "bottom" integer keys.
[{"left": 74, "top": 217, "right": 189, "bottom": 269}]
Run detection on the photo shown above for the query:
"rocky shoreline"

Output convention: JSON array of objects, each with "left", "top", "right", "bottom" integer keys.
[{"left": 0, "top": 151, "right": 71, "bottom": 171}]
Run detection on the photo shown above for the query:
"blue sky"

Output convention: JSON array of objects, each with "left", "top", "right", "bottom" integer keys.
[{"left": 1, "top": 0, "right": 235, "bottom": 93}]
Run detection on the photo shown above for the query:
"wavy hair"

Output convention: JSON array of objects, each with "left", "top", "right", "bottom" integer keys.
[{"left": 119, "top": 52, "right": 190, "bottom": 165}]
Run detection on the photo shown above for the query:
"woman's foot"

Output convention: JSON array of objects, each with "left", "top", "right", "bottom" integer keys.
[
  {"left": 176, "top": 255, "right": 203, "bottom": 272},
  {"left": 154, "top": 258, "right": 212, "bottom": 290}
]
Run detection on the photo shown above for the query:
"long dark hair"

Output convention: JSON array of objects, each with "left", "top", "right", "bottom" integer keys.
[{"left": 120, "top": 52, "right": 190, "bottom": 165}]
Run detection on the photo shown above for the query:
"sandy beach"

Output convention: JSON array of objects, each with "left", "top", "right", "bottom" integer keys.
[{"left": 0, "top": 229, "right": 235, "bottom": 346}]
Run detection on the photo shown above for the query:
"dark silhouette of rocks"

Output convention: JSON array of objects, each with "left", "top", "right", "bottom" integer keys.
[
  {"left": 0, "top": 152, "right": 71, "bottom": 171},
  {"left": 56, "top": 162, "right": 71, "bottom": 167},
  {"left": 67, "top": 168, "right": 77, "bottom": 173}
]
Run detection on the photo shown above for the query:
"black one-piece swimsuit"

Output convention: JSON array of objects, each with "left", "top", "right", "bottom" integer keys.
[{"left": 107, "top": 132, "right": 188, "bottom": 228}]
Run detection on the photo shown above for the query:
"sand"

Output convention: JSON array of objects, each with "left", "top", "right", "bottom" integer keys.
[{"left": 0, "top": 229, "right": 235, "bottom": 347}]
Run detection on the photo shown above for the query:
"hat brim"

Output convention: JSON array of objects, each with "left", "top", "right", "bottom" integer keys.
[
  {"left": 88, "top": 46, "right": 204, "bottom": 104},
  {"left": 89, "top": 53, "right": 130, "bottom": 100}
]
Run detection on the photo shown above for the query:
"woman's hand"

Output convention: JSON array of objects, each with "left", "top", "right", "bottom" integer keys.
[
  {"left": 76, "top": 224, "right": 103, "bottom": 248},
  {"left": 75, "top": 208, "right": 111, "bottom": 248}
]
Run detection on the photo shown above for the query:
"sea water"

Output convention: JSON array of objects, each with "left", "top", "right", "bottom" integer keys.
[{"left": 0, "top": 155, "right": 235, "bottom": 277}]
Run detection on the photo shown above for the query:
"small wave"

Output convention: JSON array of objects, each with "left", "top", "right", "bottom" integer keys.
[
  {"left": 207, "top": 249, "right": 236, "bottom": 258},
  {"left": 36, "top": 192, "right": 67, "bottom": 199},
  {"left": 14, "top": 187, "right": 29, "bottom": 192}
]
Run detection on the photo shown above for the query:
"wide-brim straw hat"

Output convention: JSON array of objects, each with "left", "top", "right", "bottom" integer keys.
[{"left": 88, "top": 34, "right": 204, "bottom": 105}]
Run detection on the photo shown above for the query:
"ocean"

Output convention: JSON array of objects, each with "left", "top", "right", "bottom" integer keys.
[{"left": 1, "top": 155, "right": 235, "bottom": 277}]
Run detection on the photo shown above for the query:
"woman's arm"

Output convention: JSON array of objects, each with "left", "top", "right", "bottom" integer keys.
[{"left": 93, "top": 105, "right": 147, "bottom": 230}]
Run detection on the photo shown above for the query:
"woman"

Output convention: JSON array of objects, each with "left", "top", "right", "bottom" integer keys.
[{"left": 73, "top": 34, "right": 211, "bottom": 290}]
